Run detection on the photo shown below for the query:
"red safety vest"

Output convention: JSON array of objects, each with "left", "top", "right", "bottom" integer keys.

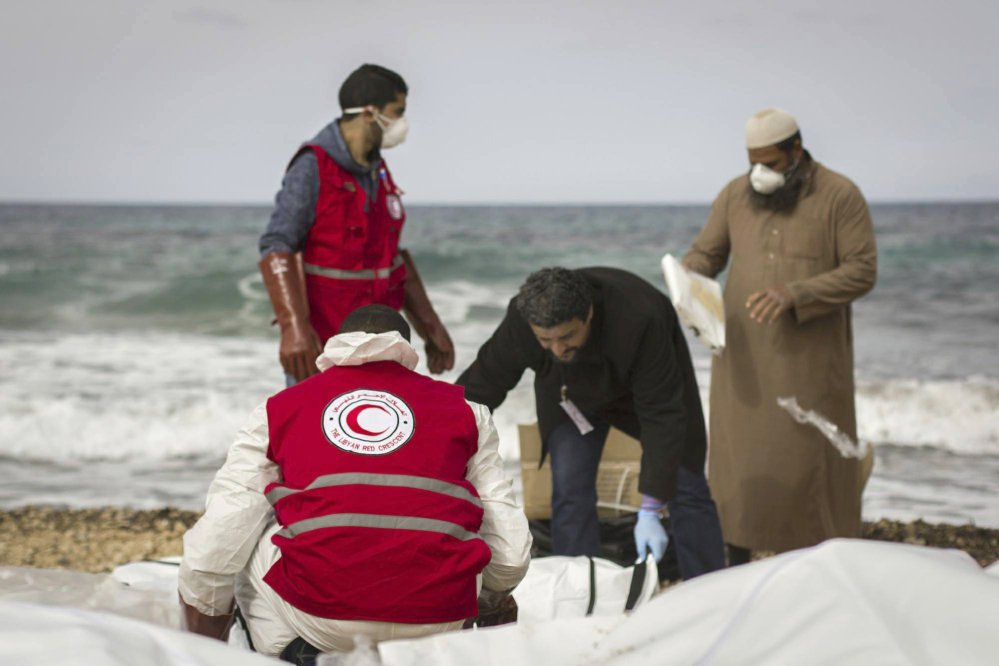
[
  {"left": 298, "top": 145, "right": 408, "bottom": 343},
  {"left": 263, "top": 360, "right": 492, "bottom": 624}
]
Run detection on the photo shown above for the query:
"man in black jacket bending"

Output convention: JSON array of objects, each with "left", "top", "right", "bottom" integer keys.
[{"left": 457, "top": 267, "right": 725, "bottom": 579}]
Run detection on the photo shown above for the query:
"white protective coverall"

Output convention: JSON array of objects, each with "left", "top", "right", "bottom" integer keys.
[{"left": 179, "top": 331, "right": 532, "bottom": 655}]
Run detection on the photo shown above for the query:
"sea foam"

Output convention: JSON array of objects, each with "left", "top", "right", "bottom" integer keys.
[
  {"left": 857, "top": 377, "right": 999, "bottom": 454},
  {"left": 1, "top": 332, "right": 995, "bottom": 465}
]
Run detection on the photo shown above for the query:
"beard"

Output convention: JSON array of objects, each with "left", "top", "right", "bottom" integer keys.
[
  {"left": 552, "top": 349, "right": 580, "bottom": 365},
  {"left": 748, "top": 153, "right": 811, "bottom": 213}
]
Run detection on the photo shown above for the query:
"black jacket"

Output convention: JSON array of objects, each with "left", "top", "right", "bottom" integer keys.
[{"left": 456, "top": 267, "right": 706, "bottom": 500}]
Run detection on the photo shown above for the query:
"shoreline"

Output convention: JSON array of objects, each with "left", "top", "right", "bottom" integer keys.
[{"left": 1, "top": 506, "right": 997, "bottom": 574}]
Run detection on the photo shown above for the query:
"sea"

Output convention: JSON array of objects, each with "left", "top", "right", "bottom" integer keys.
[{"left": 0, "top": 203, "right": 996, "bottom": 527}]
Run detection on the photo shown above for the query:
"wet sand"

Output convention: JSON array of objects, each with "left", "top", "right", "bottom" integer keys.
[{"left": 1, "top": 506, "right": 997, "bottom": 573}]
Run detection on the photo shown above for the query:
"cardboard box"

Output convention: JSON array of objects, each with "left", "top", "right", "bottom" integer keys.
[{"left": 518, "top": 422, "right": 644, "bottom": 520}]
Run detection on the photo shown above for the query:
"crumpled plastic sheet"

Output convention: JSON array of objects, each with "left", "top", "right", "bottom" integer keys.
[
  {"left": 0, "top": 564, "right": 180, "bottom": 629},
  {"left": 777, "top": 396, "right": 871, "bottom": 459}
]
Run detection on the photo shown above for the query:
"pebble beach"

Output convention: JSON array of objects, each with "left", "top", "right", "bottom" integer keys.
[{"left": 2, "top": 506, "right": 997, "bottom": 574}]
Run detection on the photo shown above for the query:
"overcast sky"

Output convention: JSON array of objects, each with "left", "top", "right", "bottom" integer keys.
[{"left": 2, "top": 1, "right": 997, "bottom": 204}]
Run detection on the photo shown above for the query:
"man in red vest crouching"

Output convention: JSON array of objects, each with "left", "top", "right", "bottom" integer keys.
[
  {"left": 258, "top": 64, "right": 454, "bottom": 384},
  {"left": 179, "top": 305, "right": 531, "bottom": 660}
]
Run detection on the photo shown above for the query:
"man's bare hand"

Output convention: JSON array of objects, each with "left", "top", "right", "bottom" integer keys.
[
  {"left": 179, "top": 595, "right": 233, "bottom": 642},
  {"left": 462, "top": 590, "right": 518, "bottom": 629},
  {"left": 746, "top": 285, "right": 793, "bottom": 323}
]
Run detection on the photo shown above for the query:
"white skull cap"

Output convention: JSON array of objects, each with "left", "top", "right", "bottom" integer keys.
[{"left": 745, "top": 107, "right": 799, "bottom": 149}]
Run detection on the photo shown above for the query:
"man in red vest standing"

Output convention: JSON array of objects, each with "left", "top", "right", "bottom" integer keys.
[
  {"left": 179, "top": 305, "right": 531, "bottom": 660},
  {"left": 258, "top": 64, "right": 454, "bottom": 383}
]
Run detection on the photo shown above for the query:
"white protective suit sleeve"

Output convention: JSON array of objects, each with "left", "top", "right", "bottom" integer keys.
[
  {"left": 178, "top": 401, "right": 278, "bottom": 616},
  {"left": 464, "top": 401, "right": 532, "bottom": 592}
]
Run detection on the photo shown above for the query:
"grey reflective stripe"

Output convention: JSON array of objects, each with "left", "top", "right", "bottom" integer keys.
[
  {"left": 275, "top": 513, "right": 481, "bottom": 542},
  {"left": 266, "top": 472, "right": 482, "bottom": 508},
  {"left": 304, "top": 254, "right": 404, "bottom": 280}
]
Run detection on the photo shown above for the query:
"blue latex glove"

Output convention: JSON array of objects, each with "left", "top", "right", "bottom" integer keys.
[{"left": 634, "top": 510, "right": 669, "bottom": 562}]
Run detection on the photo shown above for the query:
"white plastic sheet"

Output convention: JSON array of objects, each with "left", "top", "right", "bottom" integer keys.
[
  {"left": 6, "top": 542, "right": 997, "bottom": 664},
  {"left": 380, "top": 539, "right": 999, "bottom": 666},
  {"left": 0, "top": 563, "right": 180, "bottom": 629},
  {"left": 0, "top": 554, "right": 657, "bottom": 662},
  {"left": 661, "top": 253, "right": 725, "bottom": 354},
  {"left": 513, "top": 554, "right": 658, "bottom": 624},
  {"left": 0, "top": 600, "right": 278, "bottom": 666}
]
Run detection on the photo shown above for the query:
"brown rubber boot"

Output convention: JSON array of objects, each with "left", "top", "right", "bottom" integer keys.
[{"left": 400, "top": 249, "right": 455, "bottom": 374}]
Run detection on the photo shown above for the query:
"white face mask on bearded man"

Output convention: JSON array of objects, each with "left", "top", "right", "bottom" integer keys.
[{"left": 749, "top": 160, "right": 799, "bottom": 195}]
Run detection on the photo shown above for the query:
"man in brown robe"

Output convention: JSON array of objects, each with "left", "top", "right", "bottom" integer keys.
[{"left": 682, "top": 108, "right": 877, "bottom": 561}]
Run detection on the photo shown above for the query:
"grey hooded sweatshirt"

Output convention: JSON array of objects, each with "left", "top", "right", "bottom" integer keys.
[{"left": 258, "top": 120, "right": 383, "bottom": 256}]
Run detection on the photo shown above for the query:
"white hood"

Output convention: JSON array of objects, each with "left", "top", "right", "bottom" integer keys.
[{"left": 316, "top": 331, "right": 419, "bottom": 372}]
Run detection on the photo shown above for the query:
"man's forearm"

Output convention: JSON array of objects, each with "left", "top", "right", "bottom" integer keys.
[
  {"left": 683, "top": 192, "right": 732, "bottom": 278},
  {"left": 786, "top": 256, "right": 877, "bottom": 324},
  {"left": 259, "top": 153, "right": 319, "bottom": 256},
  {"left": 682, "top": 248, "right": 728, "bottom": 278}
]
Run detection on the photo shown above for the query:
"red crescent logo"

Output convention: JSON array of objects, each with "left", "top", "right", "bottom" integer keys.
[
  {"left": 323, "top": 390, "right": 414, "bottom": 455},
  {"left": 345, "top": 404, "right": 391, "bottom": 437}
]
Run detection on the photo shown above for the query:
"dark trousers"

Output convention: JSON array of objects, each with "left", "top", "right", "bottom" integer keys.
[{"left": 548, "top": 421, "right": 726, "bottom": 579}]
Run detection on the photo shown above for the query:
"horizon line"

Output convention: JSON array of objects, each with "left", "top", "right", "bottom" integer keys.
[{"left": 2, "top": 197, "right": 998, "bottom": 208}]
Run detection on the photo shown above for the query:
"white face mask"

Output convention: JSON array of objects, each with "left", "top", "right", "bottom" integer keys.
[
  {"left": 375, "top": 112, "right": 409, "bottom": 149},
  {"left": 749, "top": 163, "right": 786, "bottom": 194},
  {"left": 343, "top": 106, "right": 410, "bottom": 149}
]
